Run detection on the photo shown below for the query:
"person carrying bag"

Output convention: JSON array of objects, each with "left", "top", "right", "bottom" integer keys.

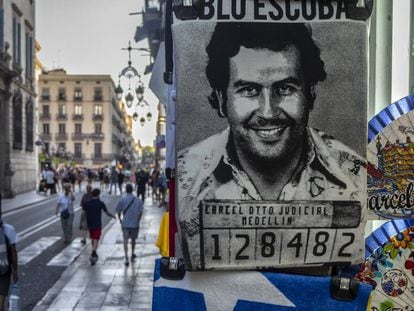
[{"left": 55, "top": 184, "right": 75, "bottom": 244}]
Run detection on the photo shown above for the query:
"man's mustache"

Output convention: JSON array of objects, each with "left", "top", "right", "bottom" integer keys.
[{"left": 246, "top": 115, "right": 293, "bottom": 128}]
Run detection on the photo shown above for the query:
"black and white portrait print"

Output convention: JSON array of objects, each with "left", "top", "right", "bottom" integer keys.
[{"left": 174, "top": 3, "right": 368, "bottom": 271}]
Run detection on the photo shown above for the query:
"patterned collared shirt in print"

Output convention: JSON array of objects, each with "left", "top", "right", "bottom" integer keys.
[{"left": 176, "top": 127, "right": 367, "bottom": 269}]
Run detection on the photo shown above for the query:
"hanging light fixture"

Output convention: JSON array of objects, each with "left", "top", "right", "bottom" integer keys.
[
  {"left": 135, "top": 80, "right": 145, "bottom": 102},
  {"left": 125, "top": 92, "right": 134, "bottom": 108},
  {"left": 115, "top": 80, "right": 123, "bottom": 101},
  {"left": 117, "top": 41, "right": 152, "bottom": 126},
  {"left": 140, "top": 117, "right": 145, "bottom": 126}
]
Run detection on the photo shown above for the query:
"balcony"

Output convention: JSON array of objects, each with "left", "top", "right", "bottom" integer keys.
[
  {"left": 57, "top": 94, "right": 66, "bottom": 101},
  {"left": 55, "top": 133, "right": 68, "bottom": 141},
  {"left": 56, "top": 113, "right": 67, "bottom": 121},
  {"left": 94, "top": 95, "right": 103, "bottom": 102},
  {"left": 71, "top": 133, "right": 84, "bottom": 141},
  {"left": 72, "top": 114, "right": 84, "bottom": 121},
  {"left": 39, "top": 113, "right": 51, "bottom": 121},
  {"left": 73, "top": 153, "right": 85, "bottom": 161},
  {"left": 39, "top": 133, "right": 52, "bottom": 141},
  {"left": 73, "top": 96, "right": 83, "bottom": 102},
  {"left": 92, "top": 114, "right": 104, "bottom": 121},
  {"left": 92, "top": 153, "right": 112, "bottom": 162},
  {"left": 41, "top": 95, "right": 50, "bottom": 102},
  {"left": 90, "top": 133, "right": 105, "bottom": 141}
]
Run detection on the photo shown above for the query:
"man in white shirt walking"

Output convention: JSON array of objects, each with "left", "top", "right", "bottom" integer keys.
[{"left": 115, "top": 184, "right": 143, "bottom": 266}]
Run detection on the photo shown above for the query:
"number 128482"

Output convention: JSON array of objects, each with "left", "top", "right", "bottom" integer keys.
[{"left": 201, "top": 228, "right": 361, "bottom": 269}]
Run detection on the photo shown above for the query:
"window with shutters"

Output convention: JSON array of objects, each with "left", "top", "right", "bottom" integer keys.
[
  {"left": 25, "top": 99, "right": 33, "bottom": 151},
  {"left": 12, "top": 92, "right": 22, "bottom": 149}
]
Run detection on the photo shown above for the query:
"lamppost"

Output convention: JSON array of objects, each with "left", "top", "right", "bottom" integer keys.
[{"left": 115, "top": 41, "right": 153, "bottom": 126}]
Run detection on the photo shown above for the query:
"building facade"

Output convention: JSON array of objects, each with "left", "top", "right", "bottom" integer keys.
[
  {"left": 0, "top": 0, "right": 36, "bottom": 197},
  {"left": 38, "top": 69, "right": 135, "bottom": 169}
]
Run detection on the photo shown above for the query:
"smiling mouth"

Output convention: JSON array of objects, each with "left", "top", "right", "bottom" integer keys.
[{"left": 250, "top": 126, "right": 287, "bottom": 139}]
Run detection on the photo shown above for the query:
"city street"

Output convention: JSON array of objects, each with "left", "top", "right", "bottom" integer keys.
[{"left": 2, "top": 185, "right": 153, "bottom": 310}]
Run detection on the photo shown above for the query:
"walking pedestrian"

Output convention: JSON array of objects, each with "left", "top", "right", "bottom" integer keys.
[
  {"left": 136, "top": 168, "right": 149, "bottom": 202},
  {"left": 43, "top": 167, "right": 55, "bottom": 196},
  {"left": 115, "top": 184, "right": 143, "bottom": 266},
  {"left": 69, "top": 169, "right": 76, "bottom": 191},
  {"left": 76, "top": 168, "right": 84, "bottom": 192},
  {"left": 82, "top": 189, "right": 115, "bottom": 264},
  {"left": 109, "top": 167, "right": 118, "bottom": 195},
  {"left": 98, "top": 168, "right": 104, "bottom": 191},
  {"left": 87, "top": 168, "right": 94, "bottom": 185},
  {"left": 157, "top": 170, "right": 167, "bottom": 207},
  {"left": 150, "top": 168, "right": 160, "bottom": 201},
  {"left": 79, "top": 184, "right": 93, "bottom": 245},
  {"left": 118, "top": 170, "right": 125, "bottom": 195},
  {"left": 0, "top": 218, "right": 18, "bottom": 311},
  {"left": 55, "top": 184, "right": 75, "bottom": 244}
]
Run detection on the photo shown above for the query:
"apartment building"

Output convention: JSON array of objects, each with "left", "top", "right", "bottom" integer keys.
[
  {"left": 38, "top": 69, "right": 135, "bottom": 169},
  {"left": 0, "top": 0, "right": 36, "bottom": 197}
]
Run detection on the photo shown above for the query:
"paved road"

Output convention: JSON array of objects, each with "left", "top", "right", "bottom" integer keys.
[{"left": 3, "top": 191, "right": 122, "bottom": 310}]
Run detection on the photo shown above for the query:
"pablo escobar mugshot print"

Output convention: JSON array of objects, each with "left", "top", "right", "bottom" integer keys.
[{"left": 174, "top": 0, "right": 369, "bottom": 271}]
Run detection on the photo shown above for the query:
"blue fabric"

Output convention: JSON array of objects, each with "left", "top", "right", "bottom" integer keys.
[{"left": 152, "top": 259, "right": 372, "bottom": 311}]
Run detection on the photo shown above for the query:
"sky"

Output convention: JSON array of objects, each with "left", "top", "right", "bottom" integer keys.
[{"left": 36, "top": 0, "right": 158, "bottom": 146}]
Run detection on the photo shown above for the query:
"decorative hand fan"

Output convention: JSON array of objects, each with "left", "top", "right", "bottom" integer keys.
[
  {"left": 352, "top": 219, "right": 414, "bottom": 310},
  {"left": 367, "top": 94, "right": 414, "bottom": 219}
]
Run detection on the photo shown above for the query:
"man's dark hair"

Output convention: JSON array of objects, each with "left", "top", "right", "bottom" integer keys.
[
  {"left": 125, "top": 184, "right": 133, "bottom": 193},
  {"left": 206, "top": 23, "right": 326, "bottom": 111},
  {"left": 92, "top": 188, "right": 100, "bottom": 197}
]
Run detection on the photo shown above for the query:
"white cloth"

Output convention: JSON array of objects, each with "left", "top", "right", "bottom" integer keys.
[
  {"left": 2, "top": 223, "right": 17, "bottom": 244},
  {"left": 43, "top": 170, "right": 55, "bottom": 184}
]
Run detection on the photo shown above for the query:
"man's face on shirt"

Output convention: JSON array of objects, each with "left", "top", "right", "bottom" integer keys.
[{"left": 225, "top": 45, "right": 311, "bottom": 163}]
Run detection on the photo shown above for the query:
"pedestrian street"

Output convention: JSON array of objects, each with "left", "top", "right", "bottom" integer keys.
[{"left": 33, "top": 197, "right": 164, "bottom": 311}]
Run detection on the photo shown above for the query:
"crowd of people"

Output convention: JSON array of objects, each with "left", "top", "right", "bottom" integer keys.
[
  {"left": 49, "top": 164, "right": 169, "bottom": 266},
  {"left": 40, "top": 165, "right": 168, "bottom": 207}
]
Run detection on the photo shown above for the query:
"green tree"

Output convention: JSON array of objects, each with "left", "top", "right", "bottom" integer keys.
[{"left": 141, "top": 146, "right": 155, "bottom": 168}]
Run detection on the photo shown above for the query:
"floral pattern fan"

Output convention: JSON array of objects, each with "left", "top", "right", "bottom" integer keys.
[
  {"left": 354, "top": 219, "right": 414, "bottom": 310},
  {"left": 367, "top": 94, "right": 414, "bottom": 219}
]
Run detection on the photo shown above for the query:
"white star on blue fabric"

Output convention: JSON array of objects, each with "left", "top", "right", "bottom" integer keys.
[{"left": 154, "top": 270, "right": 295, "bottom": 310}]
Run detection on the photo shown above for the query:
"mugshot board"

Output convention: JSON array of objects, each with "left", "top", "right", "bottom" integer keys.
[{"left": 174, "top": 0, "right": 371, "bottom": 271}]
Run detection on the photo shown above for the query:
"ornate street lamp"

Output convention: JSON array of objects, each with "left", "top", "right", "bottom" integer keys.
[{"left": 117, "top": 41, "right": 153, "bottom": 126}]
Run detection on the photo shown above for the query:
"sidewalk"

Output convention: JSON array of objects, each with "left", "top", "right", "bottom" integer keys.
[
  {"left": 34, "top": 196, "right": 165, "bottom": 311},
  {"left": 1, "top": 190, "right": 55, "bottom": 214},
  {"left": 1, "top": 181, "right": 102, "bottom": 214}
]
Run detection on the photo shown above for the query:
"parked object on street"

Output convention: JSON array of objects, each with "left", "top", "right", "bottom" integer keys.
[
  {"left": 115, "top": 184, "right": 143, "bottom": 266},
  {"left": 55, "top": 184, "right": 75, "bottom": 244},
  {"left": 82, "top": 188, "right": 115, "bottom": 264},
  {"left": 37, "top": 179, "right": 47, "bottom": 195}
]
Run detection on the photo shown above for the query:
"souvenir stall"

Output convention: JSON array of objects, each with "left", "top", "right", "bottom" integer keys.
[{"left": 357, "top": 94, "right": 414, "bottom": 310}]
